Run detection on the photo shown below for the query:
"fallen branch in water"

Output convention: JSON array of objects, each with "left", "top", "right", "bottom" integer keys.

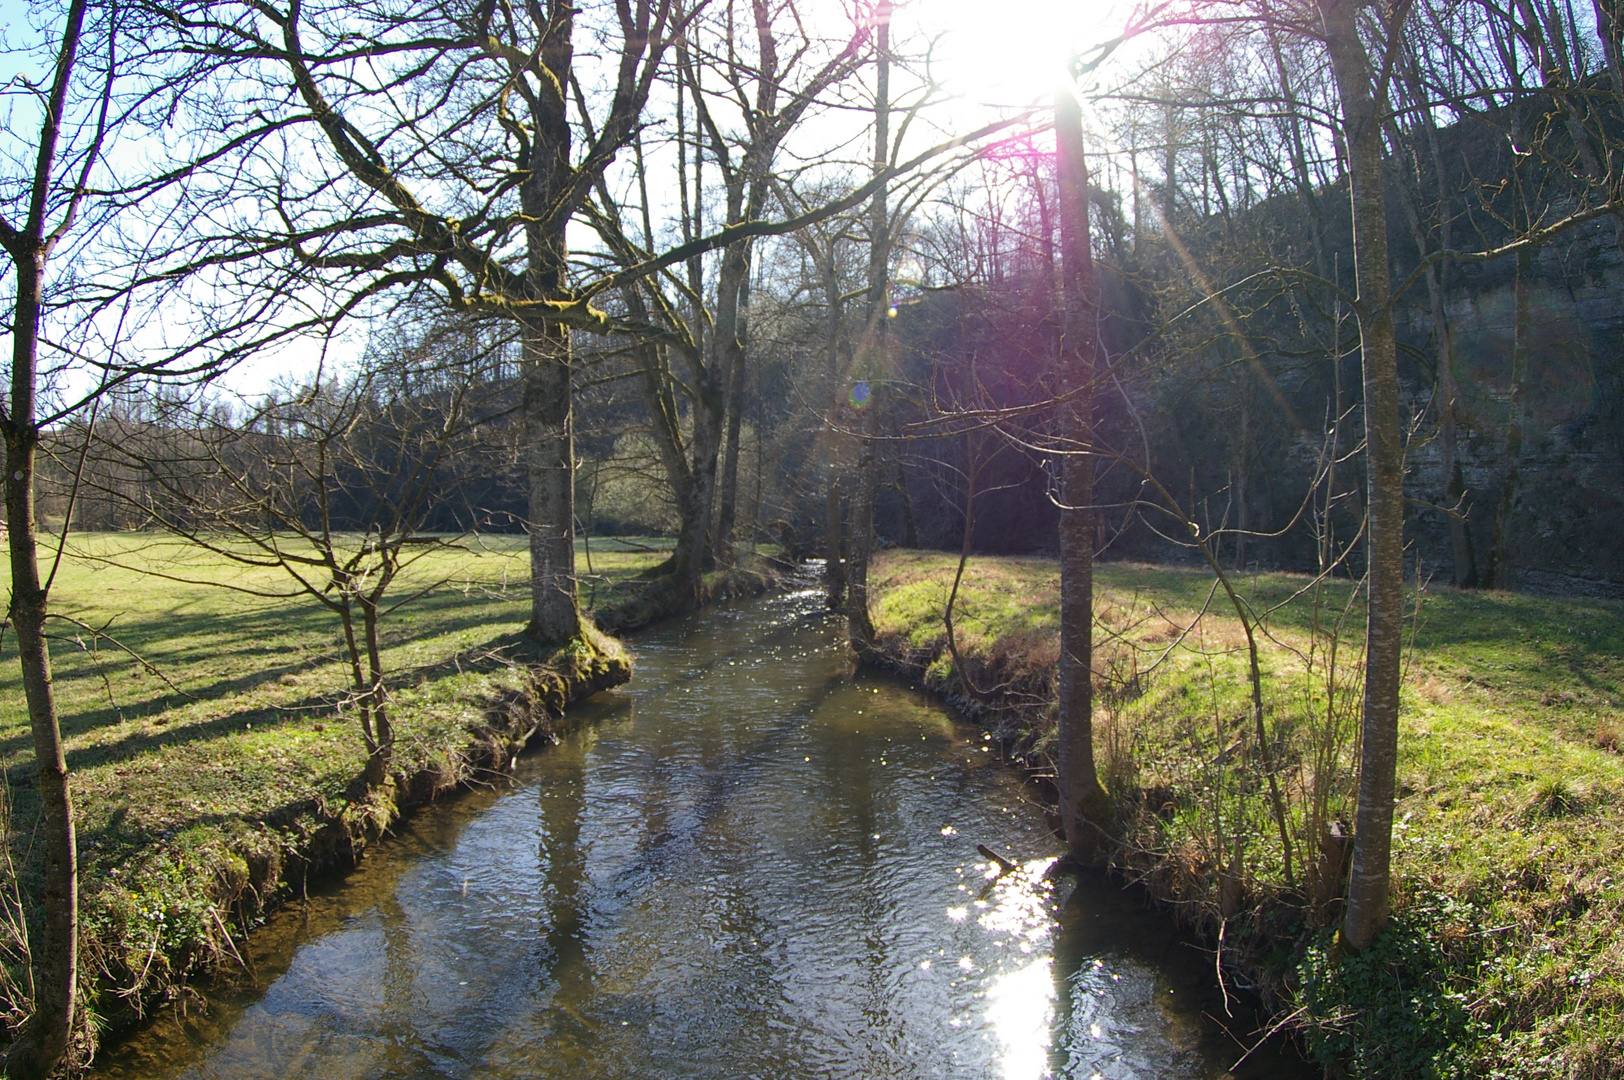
[{"left": 977, "top": 844, "right": 1019, "bottom": 875}]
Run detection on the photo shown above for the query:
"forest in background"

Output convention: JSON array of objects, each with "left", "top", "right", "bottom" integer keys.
[{"left": 34, "top": 24, "right": 1624, "bottom": 599}]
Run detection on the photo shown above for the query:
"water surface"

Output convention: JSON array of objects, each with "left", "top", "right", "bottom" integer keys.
[{"left": 97, "top": 586, "right": 1305, "bottom": 1079}]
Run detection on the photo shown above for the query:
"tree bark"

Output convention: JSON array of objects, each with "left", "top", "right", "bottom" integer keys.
[
  {"left": 522, "top": 311, "right": 582, "bottom": 645},
  {"left": 1054, "top": 88, "right": 1112, "bottom": 860},
  {"left": 846, "top": 1, "right": 891, "bottom": 655},
  {"left": 521, "top": 24, "right": 584, "bottom": 644},
  {"left": 824, "top": 477, "right": 846, "bottom": 608},
  {"left": 3, "top": 248, "right": 79, "bottom": 1078},
  {"left": 847, "top": 401, "right": 880, "bottom": 654},
  {"left": 893, "top": 460, "right": 918, "bottom": 548},
  {"left": 715, "top": 263, "right": 753, "bottom": 565},
  {"left": 1321, "top": 0, "right": 1406, "bottom": 952},
  {"left": 822, "top": 256, "right": 848, "bottom": 609},
  {"left": 360, "top": 596, "right": 394, "bottom": 789}
]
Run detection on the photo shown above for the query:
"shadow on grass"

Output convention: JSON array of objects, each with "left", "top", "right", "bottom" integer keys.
[{"left": 1, "top": 589, "right": 536, "bottom": 760}]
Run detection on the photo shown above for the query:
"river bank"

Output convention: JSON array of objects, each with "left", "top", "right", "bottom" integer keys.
[
  {"left": 0, "top": 534, "right": 776, "bottom": 1065},
  {"left": 865, "top": 549, "right": 1624, "bottom": 1079},
  {"left": 91, "top": 574, "right": 1303, "bottom": 1080}
]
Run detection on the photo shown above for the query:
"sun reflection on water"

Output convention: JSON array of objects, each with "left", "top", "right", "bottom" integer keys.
[{"left": 978, "top": 858, "right": 1061, "bottom": 1079}]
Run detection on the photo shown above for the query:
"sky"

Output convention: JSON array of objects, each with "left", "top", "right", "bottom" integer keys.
[{"left": 1, "top": 0, "right": 1143, "bottom": 406}]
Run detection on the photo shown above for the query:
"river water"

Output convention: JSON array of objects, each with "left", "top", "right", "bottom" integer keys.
[{"left": 95, "top": 584, "right": 1307, "bottom": 1080}]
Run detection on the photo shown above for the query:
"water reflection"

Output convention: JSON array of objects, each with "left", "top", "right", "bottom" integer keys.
[{"left": 95, "top": 587, "right": 1306, "bottom": 1080}]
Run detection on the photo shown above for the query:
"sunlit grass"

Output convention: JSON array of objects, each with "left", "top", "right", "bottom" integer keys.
[
  {"left": 870, "top": 549, "right": 1624, "bottom": 1076},
  {"left": 0, "top": 531, "right": 671, "bottom": 1034}
]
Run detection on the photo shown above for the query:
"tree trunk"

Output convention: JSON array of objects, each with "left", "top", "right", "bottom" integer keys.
[
  {"left": 1321, "top": 0, "right": 1406, "bottom": 953},
  {"left": 3, "top": 249, "right": 78, "bottom": 1078},
  {"left": 847, "top": 401, "right": 879, "bottom": 655},
  {"left": 1055, "top": 88, "right": 1112, "bottom": 860},
  {"left": 893, "top": 460, "right": 918, "bottom": 548},
  {"left": 336, "top": 599, "right": 387, "bottom": 789},
  {"left": 521, "top": 311, "right": 582, "bottom": 645},
  {"left": 822, "top": 257, "right": 847, "bottom": 610},
  {"left": 686, "top": 376, "right": 728, "bottom": 592},
  {"left": 715, "top": 272, "right": 753, "bottom": 564},
  {"left": 1234, "top": 392, "right": 1250, "bottom": 571},
  {"left": 360, "top": 596, "right": 394, "bottom": 789},
  {"left": 824, "top": 477, "right": 845, "bottom": 608},
  {"left": 847, "top": 0, "right": 890, "bottom": 658}
]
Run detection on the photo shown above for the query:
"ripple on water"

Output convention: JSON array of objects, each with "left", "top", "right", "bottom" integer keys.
[{"left": 94, "top": 587, "right": 1307, "bottom": 1080}]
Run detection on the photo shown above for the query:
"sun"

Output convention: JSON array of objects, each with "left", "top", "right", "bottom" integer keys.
[{"left": 913, "top": 0, "right": 1125, "bottom": 112}]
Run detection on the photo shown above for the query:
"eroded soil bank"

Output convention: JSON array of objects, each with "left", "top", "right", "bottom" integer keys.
[{"left": 73, "top": 630, "right": 631, "bottom": 1048}]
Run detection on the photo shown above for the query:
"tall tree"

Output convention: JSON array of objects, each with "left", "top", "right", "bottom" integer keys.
[
  {"left": 0, "top": 0, "right": 104, "bottom": 1068},
  {"left": 635, "top": 0, "right": 871, "bottom": 599},
  {"left": 1315, "top": 0, "right": 1406, "bottom": 951},
  {"left": 1053, "top": 85, "right": 1112, "bottom": 859},
  {"left": 160, "top": 0, "right": 686, "bottom": 646},
  {"left": 845, "top": 0, "right": 892, "bottom": 657}
]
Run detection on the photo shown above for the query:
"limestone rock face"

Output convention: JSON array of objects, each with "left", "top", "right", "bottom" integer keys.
[{"left": 1399, "top": 215, "right": 1624, "bottom": 596}]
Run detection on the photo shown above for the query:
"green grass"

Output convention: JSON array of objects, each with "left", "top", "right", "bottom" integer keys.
[
  {"left": 3, "top": 533, "right": 669, "bottom": 816},
  {"left": 869, "top": 549, "right": 1624, "bottom": 1080},
  {"left": 0, "top": 532, "right": 668, "bottom": 1044}
]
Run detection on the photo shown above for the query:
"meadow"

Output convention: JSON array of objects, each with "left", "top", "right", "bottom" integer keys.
[
  {"left": 869, "top": 550, "right": 1624, "bottom": 1078},
  {"left": 0, "top": 532, "right": 669, "bottom": 1035}
]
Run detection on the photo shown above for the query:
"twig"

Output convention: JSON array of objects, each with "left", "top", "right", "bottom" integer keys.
[
  {"left": 1229, "top": 1004, "right": 1308, "bottom": 1073},
  {"left": 208, "top": 905, "right": 250, "bottom": 974}
]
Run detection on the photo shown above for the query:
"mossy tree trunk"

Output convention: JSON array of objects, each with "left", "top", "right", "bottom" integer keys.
[{"left": 521, "top": 310, "right": 584, "bottom": 646}]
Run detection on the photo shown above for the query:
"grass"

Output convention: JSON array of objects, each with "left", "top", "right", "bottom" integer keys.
[
  {"left": 0, "top": 531, "right": 669, "bottom": 1050},
  {"left": 868, "top": 549, "right": 1624, "bottom": 1080}
]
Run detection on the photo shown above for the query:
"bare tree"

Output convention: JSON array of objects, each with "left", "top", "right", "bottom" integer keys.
[
  {"left": 583, "top": 0, "right": 873, "bottom": 607},
  {"left": 105, "top": 336, "right": 507, "bottom": 792},
  {"left": 0, "top": 1, "right": 115, "bottom": 1067},
  {"left": 1053, "top": 86, "right": 1113, "bottom": 859},
  {"left": 152, "top": 0, "right": 688, "bottom": 647}
]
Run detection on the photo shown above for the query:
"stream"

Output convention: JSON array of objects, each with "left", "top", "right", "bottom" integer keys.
[{"left": 95, "top": 584, "right": 1308, "bottom": 1079}]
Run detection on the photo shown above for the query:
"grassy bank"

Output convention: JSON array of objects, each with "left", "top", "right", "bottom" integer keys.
[
  {"left": 869, "top": 549, "right": 1624, "bottom": 1079},
  {"left": 0, "top": 533, "right": 703, "bottom": 1056}
]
